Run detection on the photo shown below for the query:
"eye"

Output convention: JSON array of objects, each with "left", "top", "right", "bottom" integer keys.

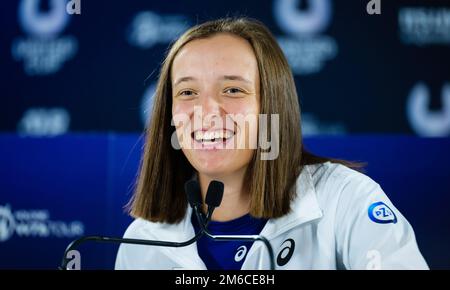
[
  {"left": 224, "top": 87, "right": 245, "bottom": 95},
  {"left": 177, "top": 89, "right": 198, "bottom": 99},
  {"left": 180, "top": 90, "right": 196, "bottom": 96}
]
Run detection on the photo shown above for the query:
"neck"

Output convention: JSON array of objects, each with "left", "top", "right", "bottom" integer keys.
[{"left": 198, "top": 167, "right": 250, "bottom": 222}]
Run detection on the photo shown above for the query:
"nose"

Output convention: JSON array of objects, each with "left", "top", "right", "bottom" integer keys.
[
  {"left": 198, "top": 94, "right": 221, "bottom": 114},
  {"left": 195, "top": 94, "right": 223, "bottom": 129}
]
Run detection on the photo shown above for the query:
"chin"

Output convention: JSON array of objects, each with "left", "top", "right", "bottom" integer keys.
[
  {"left": 193, "top": 163, "right": 233, "bottom": 177},
  {"left": 184, "top": 150, "right": 253, "bottom": 178}
]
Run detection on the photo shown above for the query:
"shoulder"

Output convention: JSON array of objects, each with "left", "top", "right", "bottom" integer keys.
[
  {"left": 115, "top": 213, "right": 194, "bottom": 269},
  {"left": 122, "top": 216, "right": 190, "bottom": 241},
  {"left": 115, "top": 218, "right": 186, "bottom": 270},
  {"left": 303, "top": 163, "right": 428, "bottom": 269},
  {"left": 122, "top": 218, "right": 157, "bottom": 239},
  {"left": 305, "top": 161, "right": 380, "bottom": 202},
  {"left": 303, "top": 161, "right": 387, "bottom": 224},
  {"left": 304, "top": 161, "right": 398, "bottom": 238}
]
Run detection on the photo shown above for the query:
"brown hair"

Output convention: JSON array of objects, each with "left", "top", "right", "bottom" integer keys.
[{"left": 128, "top": 17, "right": 363, "bottom": 223}]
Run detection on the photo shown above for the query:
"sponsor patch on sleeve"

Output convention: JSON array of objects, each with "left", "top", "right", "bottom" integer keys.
[{"left": 368, "top": 201, "right": 397, "bottom": 224}]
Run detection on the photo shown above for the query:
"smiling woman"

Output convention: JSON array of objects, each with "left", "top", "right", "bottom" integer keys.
[
  {"left": 115, "top": 17, "right": 428, "bottom": 270},
  {"left": 171, "top": 33, "right": 261, "bottom": 221}
]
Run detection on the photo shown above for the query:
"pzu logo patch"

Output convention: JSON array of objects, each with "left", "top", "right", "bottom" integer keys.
[{"left": 368, "top": 202, "right": 397, "bottom": 224}]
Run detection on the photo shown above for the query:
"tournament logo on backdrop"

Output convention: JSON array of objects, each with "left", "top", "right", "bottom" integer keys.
[
  {"left": 399, "top": 7, "right": 450, "bottom": 46},
  {"left": 273, "top": 0, "right": 345, "bottom": 136},
  {"left": 11, "top": 0, "right": 79, "bottom": 76},
  {"left": 406, "top": 82, "right": 450, "bottom": 137},
  {"left": 17, "top": 107, "right": 71, "bottom": 136},
  {"left": 0, "top": 204, "right": 85, "bottom": 243},
  {"left": 0, "top": 205, "right": 16, "bottom": 242},
  {"left": 127, "top": 11, "right": 190, "bottom": 49},
  {"left": 273, "top": 0, "right": 337, "bottom": 75}
]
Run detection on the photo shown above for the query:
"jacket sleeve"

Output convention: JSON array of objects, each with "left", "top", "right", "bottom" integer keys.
[
  {"left": 114, "top": 242, "right": 128, "bottom": 270},
  {"left": 334, "top": 173, "right": 429, "bottom": 270},
  {"left": 114, "top": 219, "right": 143, "bottom": 270},
  {"left": 114, "top": 219, "right": 164, "bottom": 270}
]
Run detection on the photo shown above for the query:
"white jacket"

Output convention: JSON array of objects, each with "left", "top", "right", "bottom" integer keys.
[{"left": 115, "top": 162, "right": 428, "bottom": 270}]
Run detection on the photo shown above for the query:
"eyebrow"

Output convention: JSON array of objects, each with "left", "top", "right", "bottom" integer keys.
[
  {"left": 173, "top": 76, "right": 196, "bottom": 86},
  {"left": 221, "top": 75, "right": 252, "bottom": 84},
  {"left": 173, "top": 75, "right": 252, "bottom": 86}
]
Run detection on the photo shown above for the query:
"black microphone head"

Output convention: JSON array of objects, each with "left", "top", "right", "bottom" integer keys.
[
  {"left": 185, "top": 179, "right": 202, "bottom": 208},
  {"left": 205, "top": 180, "right": 224, "bottom": 208}
]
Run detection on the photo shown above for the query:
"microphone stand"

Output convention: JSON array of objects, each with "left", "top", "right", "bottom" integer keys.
[
  {"left": 192, "top": 203, "right": 276, "bottom": 270},
  {"left": 59, "top": 231, "right": 206, "bottom": 270},
  {"left": 60, "top": 180, "right": 210, "bottom": 270},
  {"left": 60, "top": 180, "right": 276, "bottom": 270}
]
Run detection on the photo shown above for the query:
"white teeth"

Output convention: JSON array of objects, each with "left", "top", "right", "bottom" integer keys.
[
  {"left": 193, "top": 130, "right": 234, "bottom": 142},
  {"left": 195, "top": 131, "right": 202, "bottom": 141}
]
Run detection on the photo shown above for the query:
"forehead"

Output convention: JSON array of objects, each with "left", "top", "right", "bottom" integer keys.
[{"left": 171, "top": 33, "right": 259, "bottom": 80}]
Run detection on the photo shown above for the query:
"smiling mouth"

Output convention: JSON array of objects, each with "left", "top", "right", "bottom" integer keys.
[{"left": 191, "top": 129, "right": 236, "bottom": 146}]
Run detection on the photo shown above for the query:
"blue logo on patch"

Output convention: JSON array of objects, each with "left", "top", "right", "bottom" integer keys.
[{"left": 368, "top": 202, "right": 397, "bottom": 224}]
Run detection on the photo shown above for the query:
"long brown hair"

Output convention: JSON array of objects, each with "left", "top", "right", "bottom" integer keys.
[{"left": 128, "top": 17, "right": 363, "bottom": 223}]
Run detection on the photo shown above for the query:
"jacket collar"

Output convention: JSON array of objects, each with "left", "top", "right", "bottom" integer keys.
[
  {"left": 177, "top": 164, "right": 323, "bottom": 240},
  {"left": 259, "top": 165, "right": 324, "bottom": 239}
]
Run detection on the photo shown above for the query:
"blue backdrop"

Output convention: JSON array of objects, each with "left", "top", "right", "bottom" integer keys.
[{"left": 1, "top": 0, "right": 449, "bottom": 136}]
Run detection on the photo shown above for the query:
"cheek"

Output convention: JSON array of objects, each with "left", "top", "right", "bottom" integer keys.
[
  {"left": 172, "top": 101, "right": 193, "bottom": 143},
  {"left": 224, "top": 98, "right": 259, "bottom": 151},
  {"left": 223, "top": 98, "right": 259, "bottom": 115},
  {"left": 172, "top": 101, "right": 192, "bottom": 116}
]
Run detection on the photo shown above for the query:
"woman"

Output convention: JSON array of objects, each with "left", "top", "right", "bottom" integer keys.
[{"left": 115, "top": 18, "right": 428, "bottom": 270}]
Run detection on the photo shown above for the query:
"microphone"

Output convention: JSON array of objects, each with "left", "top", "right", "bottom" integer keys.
[
  {"left": 59, "top": 179, "right": 213, "bottom": 270},
  {"left": 190, "top": 180, "right": 276, "bottom": 270},
  {"left": 204, "top": 180, "right": 224, "bottom": 223}
]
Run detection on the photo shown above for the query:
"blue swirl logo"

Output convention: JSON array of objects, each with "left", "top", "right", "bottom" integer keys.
[{"left": 368, "top": 202, "right": 397, "bottom": 224}]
